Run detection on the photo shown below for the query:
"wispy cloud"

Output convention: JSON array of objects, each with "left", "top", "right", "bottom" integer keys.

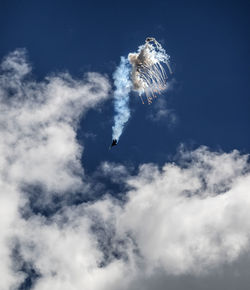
[
  {"left": 147, "top": 79, "right": 177, "bottom": 126},
  {"left": 148, "top": 97, "right": 177, "bottom": 126}
]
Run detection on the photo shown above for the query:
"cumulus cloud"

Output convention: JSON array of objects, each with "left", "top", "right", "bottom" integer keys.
[
  {"left": 14, "top": 147, "right": 250, "bottom": 290},
  {"left": 0, "top": 49, "right": 110, "bottom": 289},
  {"left": 118, "top": 147, "right": 250, "bottom": 275},
  {"left": 0, "top": 50, "right": 250, "bottom": 290},
  {"left": 0, "top": 49, "right": 110, "bottom": 194}
]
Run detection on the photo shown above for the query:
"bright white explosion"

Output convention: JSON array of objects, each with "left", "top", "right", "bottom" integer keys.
[{"left": 129, "top": 37, "right": 171, "bottom": 104}]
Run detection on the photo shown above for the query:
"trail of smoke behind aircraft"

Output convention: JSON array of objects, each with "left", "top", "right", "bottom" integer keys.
[{"left": 111, "top": 37, "right": 171, "bottom": 148}]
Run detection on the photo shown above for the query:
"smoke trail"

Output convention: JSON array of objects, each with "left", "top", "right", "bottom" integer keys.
[
  {"left": 111, "top": 37, "right": 171, "bottom": 145},
  {"left": 112, "top": 57, "right": 132, "bottom": 142}
]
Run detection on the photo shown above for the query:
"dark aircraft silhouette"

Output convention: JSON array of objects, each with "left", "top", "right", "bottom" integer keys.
[
  {"left": 146, "top": 37, "right": 154, "bottom": 42},
  {"left": 110, "top": 139, "right": 117, "bottom": 149}
]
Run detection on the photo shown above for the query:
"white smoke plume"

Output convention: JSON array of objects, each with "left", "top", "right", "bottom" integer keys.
[
  {"left": 112, "top": 57, "right": 132, "bottom": 142},
  {"left": 112, "top": 37, "right": 171, "bottom": 144},
  {"left": 129, "top": 37, "right": 171, "bottom": 104}
]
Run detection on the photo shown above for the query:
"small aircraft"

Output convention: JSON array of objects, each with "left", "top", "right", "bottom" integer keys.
[
  {"left": 110, "top": 139, "right": 117, "bottom": 149},
  {"left": 146, "top": 37, "right": 155, "bottom": 43}
]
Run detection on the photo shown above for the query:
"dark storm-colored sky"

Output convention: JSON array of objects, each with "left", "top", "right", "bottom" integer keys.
[{"left": 1, "top": 0, "right": 249, "bottom": 172}]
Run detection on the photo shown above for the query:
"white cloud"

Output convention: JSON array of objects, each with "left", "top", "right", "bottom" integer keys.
[
  {"left": 0, "top": 49, "right": 110, "bottom": 290},
  {"left": 14, "top": 147, "right": 250, "bottom": 290},
  {"left": 117, "top": 147, "right": 250, "bottom": 276},
  {"left": 0, "top": 49, "right": 110, "bottom": 194},
  {"left": 0, "top": 50, "right": 250, "bottom": 290},
  {"left": 0, "top": 181, "right": 25, "bottom": 290},
  {"left": 98, "top": 161, "right": 130, "bottom": 183}
]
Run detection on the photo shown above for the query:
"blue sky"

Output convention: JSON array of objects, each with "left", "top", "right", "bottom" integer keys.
[
  {"left": 1, "top": 1, "right": 250, "bottom": 290},
  {"left": 1, "top": 0, "right": 249, "bottom": 171}
]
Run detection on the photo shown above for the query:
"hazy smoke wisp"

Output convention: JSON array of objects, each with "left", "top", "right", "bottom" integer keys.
[{"left": 112, "top": 57, "right": 132, "bottom": 142}]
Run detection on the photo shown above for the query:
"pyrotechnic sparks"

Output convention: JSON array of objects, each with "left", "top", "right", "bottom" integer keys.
[
  {"left": 129, "top": 37, "right": 171, "bottom": 104},
  {"left": 111, "top": 37, "right": 171, "bottom": 146}
]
